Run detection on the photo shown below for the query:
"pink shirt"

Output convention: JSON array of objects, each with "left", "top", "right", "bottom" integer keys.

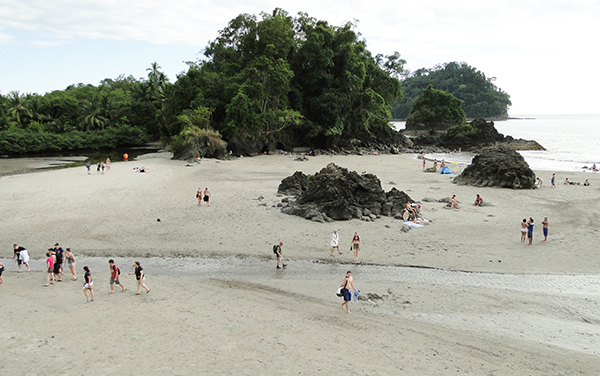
[{"left": 46, "top": 257, "right": 54, "bottom": 269}]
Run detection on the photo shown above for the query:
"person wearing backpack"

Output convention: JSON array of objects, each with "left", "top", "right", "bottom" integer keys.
[
  {"left": 273, "top": 241, "right": 287, "bottom": 269},
  {"left": 108, "top": 259, "right": 126, "bottom": 293}
]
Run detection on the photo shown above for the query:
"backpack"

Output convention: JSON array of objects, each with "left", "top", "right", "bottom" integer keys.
[
  {"left": 117, "top": 266, "right": 121, "bottom": 275},
  {"left": 273, "top": 245, "right": 279, "bottom": 254}
]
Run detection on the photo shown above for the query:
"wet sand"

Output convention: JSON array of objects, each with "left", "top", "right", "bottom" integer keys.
[{"left": 1, "top": 151, "right": 600, "bottom": 374}]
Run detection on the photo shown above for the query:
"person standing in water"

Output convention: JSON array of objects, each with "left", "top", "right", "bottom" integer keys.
[
  {"left": 350, "top": 232, "right": 362, "bottom": 261},
  {"left": 542, "top": 217, "right": 549, "bottom": 242},
  {"left": 340, "top": 271, "right": 358, "bottom": 314},
  {"left": 83, "top": 266, "right": 94, "bottom": 303},
  {"left": 330, "top": 230, "right": 342, "bottom": 256}
]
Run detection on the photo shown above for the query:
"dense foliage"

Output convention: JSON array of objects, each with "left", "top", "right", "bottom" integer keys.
[
  {"left": 0, "top": 67, "right": 167, "bottom": 155},
  {"left": 405, "top": 85, "right": 465, "bottom": 130},
  {"left": 169, "top": 9, "right": 405, "bottom": 153},
  {"left": 391, "top": 62, "right": 511, "bottom": 119}
]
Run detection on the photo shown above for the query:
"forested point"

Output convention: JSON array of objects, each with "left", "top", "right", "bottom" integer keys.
[
  {"left": 391, "top": 62, "right": 511, "bottom": 120},
  {"left": 0, "top": 9, "right": 511, "bottom": 157}
]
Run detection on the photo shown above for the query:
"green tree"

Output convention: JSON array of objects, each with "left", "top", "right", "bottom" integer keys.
[{"left": 405, "top": 85, "right": 465, "bottom": 131}]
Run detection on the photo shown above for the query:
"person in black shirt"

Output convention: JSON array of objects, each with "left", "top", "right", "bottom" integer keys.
[
  {"left": 129, "top": 261, "right": 150, "bottom": 295},
  {"left": 53, "top": 243, "right": 64, "bottom": 282}
]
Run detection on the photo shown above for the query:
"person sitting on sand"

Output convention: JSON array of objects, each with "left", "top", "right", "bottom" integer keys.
[
  {"left": 584, "top": 179, "right": 590, "bottom": 186},
  {"left": 405, "top": 201, "right": 419, "bottom": 218},
  {"left": 474, "top": 194, "right": 483, "bottom": 206},
  {"left": 450, "top": 195, "right": 460, "bottom": 209}
]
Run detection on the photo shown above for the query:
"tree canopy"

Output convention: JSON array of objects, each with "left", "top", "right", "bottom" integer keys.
[
  {"left": 391, "top": 62, "right": 511, "bottom": 119},
  {"left": 169, "top": 9, "right": 404, "bottom": 153},
  {"left": 405, "top": 85, "right": 465, "bottom": 131}
]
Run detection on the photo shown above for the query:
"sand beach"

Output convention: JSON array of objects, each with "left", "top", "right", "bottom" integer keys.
[{"left": 1, "top": 151, "right": 600, "bottom": 375}]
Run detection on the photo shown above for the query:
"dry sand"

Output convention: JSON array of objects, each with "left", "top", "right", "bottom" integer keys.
[{"left": 1, "top": 151, "right": 600, "bottom": 375}]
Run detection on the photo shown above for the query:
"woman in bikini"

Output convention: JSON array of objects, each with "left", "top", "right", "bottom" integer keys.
[
  {"left": 351, "top": 232, "right": 362, "bottom": 261},
  {"left": 520, "top": 218, "right": 528, "bottom": 243},
  {"left": 64, "top": 248, "right": 77, "bottom": 281}
]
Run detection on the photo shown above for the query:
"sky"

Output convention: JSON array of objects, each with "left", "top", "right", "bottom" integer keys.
[{"left": 1, "top": 0, "right": 598, "bottom": 115}]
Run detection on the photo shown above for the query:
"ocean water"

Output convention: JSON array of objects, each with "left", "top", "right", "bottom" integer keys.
[{"left": 392, "top": 114, "right": 600, "bottom": 172}]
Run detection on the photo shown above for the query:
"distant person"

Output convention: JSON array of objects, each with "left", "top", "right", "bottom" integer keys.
[
  {"left": 422, "top": 160, "right": 426, "bottom": 170},
  {"left": 564, "top": 178, "right": 570, "bottom": 185},
  {"left": 82, "top": 266, "right": 94, "bottom": 303},
  {"left": 551, "top": 173, "right": 555, "bottom": 188},
  {"left": 330, "top": 230, "right": 342, "bottom": 256},
  {"left": 583, "top": 179, "right": 590, "bottom": 186},
  {"left": 202, "top": 188, "right": 211, "bottom": 206},
  {"left": 97, "top": 162, "right": 101, "bottom": 173},
  {"left": 13, "top": 244, "right": 30, "bottom": 272},
  {"left": 64, "top": 248, "right": 77, "bottom": 281},
  {"left": 101, "top": 161, "right": 105, "bottom": 174},
  {"left": 0, "top": 261, "right": 4, "bottom": 285},
  {"left": 123, "top": 153, "right": 129, "bottom": 162},
  {"left": 520, "top": 219, "right": 528, "bottom": 243},
  {"left": 440, "top": 159, "right": 446, "bottom": 169},
  {"left": 340, "top": 271, "right": 358, "bottom": 314},
  {"left": 53, "top": 243, "right": 64, "bottom": 282},
  {"left": 86, "top": 161, "right": 91, "bottom": 175},
  {"left": 44, "top": 252, "right": 55, "bottom": 286},
  {"left": 542, "top": 217, "right": 549, "bottom": 242},
  {"left": 196, "top": 188, "right": 202, "bottom": 206},
  {"left": 450, "top": 195, "right": 460, "bottom": 209},
  {"left": 273, "top": 241, "right": 287, "bottom": 269},
  {"left": 350, "top": 232, "right": 362, "bottom": 262},
  {"left": 129, "top": 261, "right": 150, "bottom": 294},
  {"left": 527, "top": 218, "right": 534, "bottom": 245},
  {"left": 474, "top": 194, "right": 483, "bottom": 206},
  {"left": 108, "top": 259, "right": 126, "bottom": 293},
  {"left": 105, "top": 158, "right": 111, "bottom": 171},
  {"left": 536, "top": 177, "right": 543, "bottom": 188},
  {"left": 593, "top": 163, "right": 597, "bottom": 172},
  {"left": 405, "top": 201, "right": 419, "bottom": 218}
]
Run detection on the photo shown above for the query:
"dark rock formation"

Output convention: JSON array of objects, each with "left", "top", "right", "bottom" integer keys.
[
  {"left": 454, "top": 147, "right": 536, "bottom": 189},
  {"left": 279, "top": 163, "right": 413, "bottom": 221},
  {"left": 172, "top": 133, "right": 228, "bottom": 160},
  {"left": 277, "top": 171, "right": 308, "bottom": 197}
]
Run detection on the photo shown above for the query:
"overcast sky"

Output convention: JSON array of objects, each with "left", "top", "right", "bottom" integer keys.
[{"left": 1, "top": 0, "right": 598, "bottom": 115}]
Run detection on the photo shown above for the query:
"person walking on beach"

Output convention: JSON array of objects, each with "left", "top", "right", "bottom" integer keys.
[
  {"left": 196, "top": 188, "right": 202, "bottom": 206},
  {"left": 350, "top": 232, "right": 362, "bottom": 261},
  {"left": 129, "top": 261, "right": 150, "bottom": 295},
  {"left": 273, "top": 241, "right": 287, "bottom": 269},
  {"left": 53, "top": 243, "right": 64, "bottom": 282},
  {"left": 97, "top": 162, "right": 101, "bottom": 173},
  {"left": 123, "top": 153, "right": 129, "bottom": 162},
  {"left": 551, "top": 173, "right": 555, "bottom": 188},
  {"left": 64, "top": 248, "right": 77, "bottom": 281},
  {"left": 13, "top": 244, "right": 30, "bottom": 272},
  {"left": 527, "top": 218, "right": 535, "bottom": 245},
  {"left": 44, "top": 252, "right": 55, "bottom": 286},
  {"left": 106, "top": 158, "right": 111, "bottom": 171},
  {"left": 542, "top": 217, "right": 549, "bottom": 242},
  {"left": 202, "top": 188, "right": 211, "bottom": 206},
  {"left": 422, "top": 159, "right": 426, "bottom": 170},
  {"left": 520, "top": 219, "right": 528, "bottom": 243},
  {"left": 82, "top": 266, "right": 94, "bottom": 302},
  {"left": 108, "top": 259, "right": 126, "bottom": 293},
  {"left": 340, "top": 271, "right": 358, "bottom": 314},
  {"left": 86, "top": 161, "right": 91, "bottom": 175},
  {"left": 330, "top": 230, "right": 342, "bottom": 256}
]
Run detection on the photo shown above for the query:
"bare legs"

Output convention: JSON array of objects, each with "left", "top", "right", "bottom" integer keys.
[
  {"left": 69, "top": 265, "right": 77, "bottom": 280},
  {"left": 44, "top": 271, "right": 55, "bottom": 286},
  {"left": 330, "top": 246, "right": 342, "bottom": 256},
  {"left": 342, "top": 300, "right": 351, "bottom": 314},
  {"left": 84, "top": 286, "right": 94, "bottom": 301}
]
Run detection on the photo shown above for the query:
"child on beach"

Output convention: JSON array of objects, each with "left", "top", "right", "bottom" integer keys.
[{"left": 44, "top": 252, "right": 54, "bottom": 286}]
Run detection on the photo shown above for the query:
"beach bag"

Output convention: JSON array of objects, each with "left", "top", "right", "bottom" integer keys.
[
  {"left": 272, "top": 245, "right": 279, "bottom": 254},
  {"left": 336, "top": 287, "right": 344, "bottom": 297},
  {"left": 117, "top": 266, "right": 121, "bottom": 275}
]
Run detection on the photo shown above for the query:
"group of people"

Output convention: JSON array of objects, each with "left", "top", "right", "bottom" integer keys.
[
  {"left": 85, "top": 158, "right": 112, "bottom": 175},
  {"left": 330, "top": 230, "right": 362, "bottom": 261},
  {"left": 520, "top": 217, "right": 549, "bottom": 245},
  {"left": 196, "top": 187, "right": 211, "bottom": 206},
  {"left": 5, "top": 243, "right": 151, "bottom": 303}
]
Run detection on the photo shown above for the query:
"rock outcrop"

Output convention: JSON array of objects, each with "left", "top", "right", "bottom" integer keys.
[
  {"left": 453, "top": 147, "right": 536, "bottom": 189},
  {"left": 279, "top": 163, "right": 413, "bottom": 221}
]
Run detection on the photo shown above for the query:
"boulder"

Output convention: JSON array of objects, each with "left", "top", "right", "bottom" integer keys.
[
  {"left": 453, "top": 147, "right": 536, "bottom": 189},
  {"left": 279, "top": 163, "right": 413, "bottom": 221},
  {"left": 277, "top": 171, "right": 308, "bottom": 196}
]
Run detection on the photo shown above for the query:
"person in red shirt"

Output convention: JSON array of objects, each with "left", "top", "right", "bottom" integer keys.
[{"left": 108, "top": 259, "right": 126, "bottom": 293}]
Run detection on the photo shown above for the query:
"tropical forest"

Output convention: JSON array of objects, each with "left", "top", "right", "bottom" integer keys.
[{"left": 0, "top": 9, "right": 511, "bottom": 156}]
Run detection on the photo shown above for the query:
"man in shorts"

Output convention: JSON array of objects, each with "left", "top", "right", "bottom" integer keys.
[
  {"left": 274, "top": 241, "right": 287, "bottom": 269},
  {"left": 13, "top": 244, "right": 30, "bottom": 272},
  {"left": 108, "top": 259, "right": 126, "bottom": 293},
  {"left": 202, "top": 188, "right": 211, "bottom": 206},
  {"left": 53, "top": 243, "right": 64, "bottom": 281},
  {"left": 340, "top": 271, "right": 358, "bottom": 314}
]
